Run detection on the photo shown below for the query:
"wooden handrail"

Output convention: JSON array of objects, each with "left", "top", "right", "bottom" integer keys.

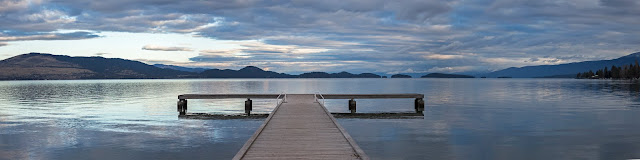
[
  {"left": 178, "top": 93, "right": 424, "bottom": 100},
  {"left": 316, "top": 94, "right": 424, "bottom": 99},
  {"left": 177, "top": 93, "right": 425, "bottom": 116},
  {"left": 179, "top": 94, "right": 280, "bottom": 99}
]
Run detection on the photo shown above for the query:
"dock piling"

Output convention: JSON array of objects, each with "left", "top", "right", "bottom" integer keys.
[
  {"left": 349, "top": 99, "right": 356, "bottom": 113},
  {"left": 415, "top": 98, "right": 424, "bottom": 113},
  {"left": 178, "top": 99, "right": 187, "bottom": 115},
  {"left": 245, "top": 98, "right": 252, "bottom": 116}
]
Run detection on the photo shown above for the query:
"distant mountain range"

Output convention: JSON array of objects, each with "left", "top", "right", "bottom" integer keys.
[
  {"left": 0, "top": 53, "right": 383, "bottom": 80},
  {"left": 0, "top": 53, "right": 195, "bottom": 80},
  {"left": 153, "top": 64, "right": 209, "bottom": 73},
  {"left": 484, "top": 52, "right": 640, "bottom": 78},
  {"left": 4, "top": 52, "right": 639, "bottom": 80},
  {"left": 200, "top": 66, "right": 296, "bottom": 78}
]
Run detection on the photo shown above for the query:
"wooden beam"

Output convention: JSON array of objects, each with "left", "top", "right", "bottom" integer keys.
[
  {"left": 318, "top": 94, "right": 424, "bottom": 99},
  {"left": 178, "top": 94, "right": 280, "bottom": 99},
  {"left": 178, "top": 93, "right": 424, "bottom": 100}
]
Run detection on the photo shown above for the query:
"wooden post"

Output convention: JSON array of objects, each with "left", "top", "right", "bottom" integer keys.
[
  {"left": 348, "top": 99, "right": 356, "bottom": 114},
  {"left": 177, "top": 99, "right": 187, "bottom": 115},
  {"left": 245, "top": 98, "right": 252, "bottom": 116},
  {"left": 415, "top": 98, "right": 424, "bottom": 113}
]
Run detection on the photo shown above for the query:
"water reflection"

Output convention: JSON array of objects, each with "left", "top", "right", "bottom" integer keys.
[
  {"left": 340, "top": 79, "right": 640, "bottom": 159},
  {"left": 1, "top": 79, "right": 640, "bottom": 159}
]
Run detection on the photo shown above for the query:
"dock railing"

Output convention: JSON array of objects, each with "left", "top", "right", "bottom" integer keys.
[
  {"left": 314, "top": 92, "right": 325, "bottom": 105},
  {"left": 177, "top": 93, "right": 425, "bottom": 116},
  {"left": 177, "top": 94, "right": 283, "bottom": 116},
  {"left": 313, "top": 93, "right": 425, "bottom": 114},
  {"left": 276, "top": 92, "right": 287, "bottom": 106},
  {"left": 178, "top": 92, "right": 425, "bottom": 116}
]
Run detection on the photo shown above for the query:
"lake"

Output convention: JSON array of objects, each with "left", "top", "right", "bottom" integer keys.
[{"left": 1, "top": 78, "right": 640, "bottom": 160}]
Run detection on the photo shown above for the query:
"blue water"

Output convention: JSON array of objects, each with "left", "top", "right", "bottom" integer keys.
[{"left": 1, "top": 79, "right": 640, "bottom": 159}]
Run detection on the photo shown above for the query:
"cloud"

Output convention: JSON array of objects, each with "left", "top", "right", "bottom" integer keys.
[
  {"left": 238, "top": 41, "right": 330, "bottom": 55},
  {"left": 426, "top": 66, "right": 476, "bottom": 73},
  {"left": 600, "top": 0, "right": 638, "bottom": 8},
  {"left": 386, "top": 68, "right": 430, "bottom": 75},
  {"left": 200, "top": 49, "right": 241, "bottom": 56},
  {"left": 133, "top": 59, "right": 177, "bottom": 65},
  {"left": 0, "top": 0, "right": 43, "bottom": 13},
  {"left": 2, "top": 0, "right": 640, "bottom": 74},
  {"left": 142, "top": 45, "right": 193, "bottom": 52},
  {"left": 0, "top": 31, "right": 99, "bottom": 41},
  {"left": 423, "top": 54, "right": 465, "bottom": 60},
  {"left": 385, "top": 0, "right": 453, "bottom": 22},
  {"left": 194, "top": 40, "right": 331, "bottom": 62},
  {"left": 0, "top": 42, "right": 6, "bottom": 47}
]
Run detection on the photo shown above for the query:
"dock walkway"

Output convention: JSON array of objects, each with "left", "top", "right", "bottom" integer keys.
[{"left": 233, "top": 94, "right": 368, "bottom": 160}]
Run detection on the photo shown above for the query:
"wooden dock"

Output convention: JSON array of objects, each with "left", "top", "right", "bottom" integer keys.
[
  {"left": 176, "top": 93, "right": 425, "bottom": 158},
  {"left": 233, "top": 94, "right": 369, "bottom": 160}
]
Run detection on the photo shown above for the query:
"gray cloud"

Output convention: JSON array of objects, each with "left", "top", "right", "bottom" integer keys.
[
  {"left": 600, "top": 0, "right": 638, "bottom": 8},
  {"left": 0, "top": 31, "right": 99, "bottom": 41},
  {"left": 1, "top": 0, "right": 639, "bottom": 74},
  {"left": 141, "top": 45, "right": 192, "bottom": 52},
  {"left": 189, "top": 55, "right": 249, "bottom": 62},
  {"left": 133, "top": 58, "right": 177, "bottom": 65}
]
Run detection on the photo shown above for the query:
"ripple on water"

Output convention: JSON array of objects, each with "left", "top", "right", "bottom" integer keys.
[{"left": 1, "top": 79, "right": 640, "bottom": 159}]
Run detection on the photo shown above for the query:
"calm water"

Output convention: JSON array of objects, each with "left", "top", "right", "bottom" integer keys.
[{"left": 1, "top": 79, "right": 640, "bottom": 160}]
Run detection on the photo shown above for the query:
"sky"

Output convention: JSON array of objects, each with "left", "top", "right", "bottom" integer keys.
[{"left": 0, "top": 0, "right": 639, "bottom": 75}]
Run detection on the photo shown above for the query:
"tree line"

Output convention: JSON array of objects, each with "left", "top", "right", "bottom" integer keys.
[{"left": 576, "top": 61, "right": 640, "bottom": 79}]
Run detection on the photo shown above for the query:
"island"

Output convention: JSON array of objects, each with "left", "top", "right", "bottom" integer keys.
[{"left": 391, "top": 74, "right": 412, "bottom": 78}]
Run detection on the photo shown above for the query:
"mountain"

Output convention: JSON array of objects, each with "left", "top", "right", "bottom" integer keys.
[
  {"left": 153, "top": 64, "right": 209, "bottom": 73},
  {"left": 485, "top": 52, "right": 640, "bottom": 78},
  {"left": 297, "top": 71, "right": 381, "bottom": 78},
  {"left": 200, "top": 66, "right": 295, "bottom": 78},
  {"left": 0, "top": 53, "right": 395, "bottom": 80},
  {"left": 391, "top": 74, "right": 412, "bottom": 78},
  {"left": 0, "top": 53, "right": 196, "bottom": 80},
  {"left": 421, "top": 73, "right": 474, "bottom": 78},
  {"left": 199, "top": 67, "right": 382, "bottom": 78}
]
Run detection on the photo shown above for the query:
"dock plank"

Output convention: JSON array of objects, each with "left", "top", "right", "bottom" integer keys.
[{"left": 233, "top": 94, "right": 368, "bottom": 160}]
